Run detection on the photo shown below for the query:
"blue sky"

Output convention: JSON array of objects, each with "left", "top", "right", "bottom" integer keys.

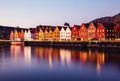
[{"left": 0, "top": 0, "right": 120, "bottom": 28}]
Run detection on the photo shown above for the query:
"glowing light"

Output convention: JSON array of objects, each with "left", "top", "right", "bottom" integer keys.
[
  {"left": 60, "top": 49, "right": 71, "bottom": 66},
  {"left": 24, "top": 46, "right": 31, "bottom": 64}
]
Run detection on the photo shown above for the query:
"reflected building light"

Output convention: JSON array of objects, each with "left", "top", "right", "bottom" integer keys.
[
  {"left": 2, "top": 47, "right": 5, "bottom": 62},
  {"left": 10, "top": 45, "right": 21, "bottom": 62},
  {"left": 88, "top": 48, "right": 92, "bottom": 56},
  {"left": 79, "top": 51, "right": 88, "bottom": 64},
  {"left": 47, "top": 47, "right": 53, "bottom": 69},
  {"left": 24, "top": 46, "right": 31, "bottom": 64},
  {"left": 34, "top": 47, "right": 39, "bottom": 56},
  {"left": 48, "top": 54, "right": 53, "bottom": 69},
  {"left": 97, "top": 61, "right": 101, "bottom": 75},
  {"left": 96, "top": 53, "right": 105, "bottom": 75},
  {"left": 60, "top": 49, "right": 71, "bottom": 66},
  {"left": 37, "top": 47, "right": 44, "bottom": 59}
]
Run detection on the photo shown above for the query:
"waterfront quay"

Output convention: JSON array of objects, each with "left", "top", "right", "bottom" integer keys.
[
  {"left": 0, "top": 40, "right": 11, "bottom": 46},
  {"left": 1, "top": 40, "right": 120, "bottom": 48},
  {"left": 24, "top": 40, "right": 120, "bottom": 48}
]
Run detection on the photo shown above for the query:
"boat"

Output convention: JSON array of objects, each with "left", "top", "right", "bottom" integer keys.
[
  {"left": 11, "top": 41, "right": 24, "bottom": 45},
  {"left": 11, "top": 38, "right": 24, "bottom": 45}
]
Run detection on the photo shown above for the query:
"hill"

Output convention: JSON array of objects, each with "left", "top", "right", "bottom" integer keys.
[{"left": 92, "top": 13, "right": 120, "bottom": 24}]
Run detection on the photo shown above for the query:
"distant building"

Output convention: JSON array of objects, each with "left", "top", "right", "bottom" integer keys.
[
  {"left": 87, "top": 22, "right": 97, "bottom": 40},
  {"left": 114, "top": 23, "right": 120, "bottom": 39},
  {"left": 60, "top": 27, "right": 66, "bottom": 41},
  {"left": 38, "top": 28, "right": 44, "bottom": 41},
  {"left": 103, "top": 23, "right": 115, "bottom": 40},
  {"left": 54, "top": 26, "right": 60, "bottom": 41},
  {"left": 65, "top": 26, "right": 71, "bottom": 41},
  {"left": 71, "top": 25, "right": 79, "bottom": 41},
  {"left": 79, "top": 23, "right": 88, "bottom": 41},
  {"left": 96, "top": 23, "right": 106, "bottom": 40}
]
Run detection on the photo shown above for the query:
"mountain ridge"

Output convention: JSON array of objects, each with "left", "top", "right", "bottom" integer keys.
[{"left": 92, "top": 13, "right": 120, "bottom": 24}]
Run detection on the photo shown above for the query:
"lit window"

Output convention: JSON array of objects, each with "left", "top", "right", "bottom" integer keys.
[
  {"left": 112, "top": 30, "right": 114, "bottom": 32},
  {"left": 107, "top": 29, "right": 108, "bottom": 32},
  {"left": 109, "top": 30, "right": 111, "bottom": 32},
  {"left": 112, "top": 34, "right": 114, "bottom": 36}
]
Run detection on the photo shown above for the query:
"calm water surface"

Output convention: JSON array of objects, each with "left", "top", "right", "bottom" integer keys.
[{"left": 0, "top": 45, "right": 120, "bottom": 81}]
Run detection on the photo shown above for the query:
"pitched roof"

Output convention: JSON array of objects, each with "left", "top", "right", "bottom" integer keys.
[{"left": 73, "top": 25, "right": 80, "bottom": 30}]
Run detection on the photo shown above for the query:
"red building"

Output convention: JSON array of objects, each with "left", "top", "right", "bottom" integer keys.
[
  {"left": 71, "top": 25, "right": 79, "bottom": 41},
  {"left": 10, "top": 31, "right": 14, "bottom": 40},
  {"left": 96, "top": 23, "right": 106, "bottom": 40},
  {"left": 87, "top": 22, "right": 97, "bottom": 40},
  {"left": 34, "top": 29, "right": 39, "bottom": 40},
  {"left": 21, "top": 30, "right": 24, "bottom": 40},
  {"left": 114, "top": 23, "right": 120, "bottom": 39},
  {"left": 79, "top": 23, "right": 88, "bottom": 41}
]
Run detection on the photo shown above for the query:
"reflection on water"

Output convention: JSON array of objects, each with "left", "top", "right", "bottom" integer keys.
[
  {"left": 0, "top": 46, "right": 120, "bottom": 81},
  {"left": 24, "top": 46, "right": 31, "bottom": 64},
  {"left": 60, "top": 49, "right": 71, "bottom": 66},
  {"left": 10, "top": 45, "right": 24, "bottom": 62}
]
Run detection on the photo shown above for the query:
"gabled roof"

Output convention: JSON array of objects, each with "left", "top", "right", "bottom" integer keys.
[
  {"left": 80, "top": 23, "right": 88, "bottom": 29},
  {"left": 88, "top": 22, "right": 97, "bottom": 29},
  {"left": 97, "top": 23, "right": 106, "bottom": 29},
  {"left": 83, "top": 23, "right": 89, "bottom": 28},
  {"left": 73, "top": 25, "right": 80, "bottom": 30},
  {"left": 57, "top": 26, "right": 62, "bottom": 31}
]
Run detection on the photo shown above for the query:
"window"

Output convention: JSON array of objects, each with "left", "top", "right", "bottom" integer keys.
[
  {"left": 107, "top": 34, "right": 108, "bottom": 36},
  {"left": 109, "top": 29, "right": 111, "bottom": 32},
  {"left": 112, "top": 30, "right": 114, "bottom": 32},
  {"left": 97, "top": 30, "right": 99, "bottom": 32},
  {"left": 112, "top": 34, "right": 114, "bottom": 36},
  {"left": 107, "top": 29, "right": 108, "bottom": 32}
]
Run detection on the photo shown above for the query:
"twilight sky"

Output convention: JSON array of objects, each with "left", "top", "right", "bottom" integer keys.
[{"left": 0, "top": 0, "right": 120, "bottom": 28}]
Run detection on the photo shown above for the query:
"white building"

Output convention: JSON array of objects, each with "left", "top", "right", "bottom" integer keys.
[
  {"left": 65, "top": 26, "right": 71, "bottom": 41},
  {"left": 27, "top": 29, "right": 32, "bottom": 40},
  {"left": 24, "top": 30, "right": 28, "bottom": 41},
  {"left": 60, "top": 27, "right": 66, "bottom": 41}
]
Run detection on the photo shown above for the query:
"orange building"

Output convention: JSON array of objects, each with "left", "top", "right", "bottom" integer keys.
[
  {"left": 10, "top": 30, "right": 14, "bottom": 40},
  {"left": 87, "top": 22, "right": 97, "bottom": 40},
  {"left": 79, "top": 23, "right": 88, "bottom": 41},
  {"left": 53, "top": 26, "right": 60, "bottom": 41},
  {"left": 48, "top": 28, "right": 54, "bottom": 41},
  {"left": 44, "top": 27, "right": 49, "bottom": 41}
]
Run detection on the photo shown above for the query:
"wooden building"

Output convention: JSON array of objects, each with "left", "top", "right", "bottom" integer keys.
[
  {"left": 96, "top": 23, "right": 106, "bottom": 40},
  {"left": 79, "top": 23, "right": 88, "bottom": 41},
  {"left": 71, "top": 25, "right": 79, "bottom": 41},
  {"left": 87, "top": 22, "right": 97, "bottom": 40},
  {"left": 53, "top": 26, "right": 60, "bottom": 41}
]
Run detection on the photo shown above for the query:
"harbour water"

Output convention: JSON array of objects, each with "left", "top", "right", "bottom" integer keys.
[{"left": 0, "top": 45, "right": 120, "bottom": 81}]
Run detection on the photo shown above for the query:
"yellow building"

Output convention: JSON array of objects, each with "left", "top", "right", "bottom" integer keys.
[
  {"left": 38, "top": 28, "right": 44, "bottom": 41},
  {"left": 48, "top": 29, "right": 54, "bottom": 41},
  {"left": 44, "top": 28, "right": 49, "bottom": 41},
  {"left": 53, "top": 26, "right": 60, "bottom": 41}
]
